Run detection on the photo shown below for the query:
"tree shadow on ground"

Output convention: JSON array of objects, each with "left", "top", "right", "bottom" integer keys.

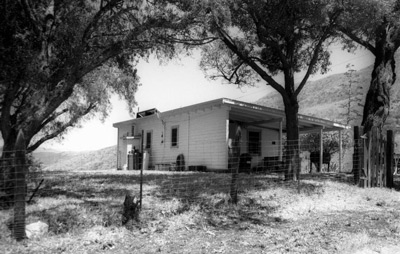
[
  {"left": 148, "top": 172, "right": 327, "bottom": 202},
  {"left": 37, "top": 170, "right": 332, "bottom": 204}
]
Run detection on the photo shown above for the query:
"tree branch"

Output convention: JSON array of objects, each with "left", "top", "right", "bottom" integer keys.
[
  {"left": 338, "top": 25, "right": 376, "bottom": 55},
  {"left": 19, "top": 0, "right": 42, "bottom": 37},
  {"left": 216, "top": 26, "right": 287, "bottom": 98},
  {"left": 249, "top": 10, "right": 289, "bottom": 70},
  {"left": 38, "top": 108, "right": 69, "bottom": 131},
  {"left": 295, "top": 9, "right": 343, "bottom": 97},
  {"left": 82, "top": 0, "right": 125, "bottom": 43},
  {"left": 27, "top": 103, "right": 96, "bottom": 153}
]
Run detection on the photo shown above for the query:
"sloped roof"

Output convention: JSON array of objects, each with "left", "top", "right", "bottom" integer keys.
[{"left": 113, "top": 98, "right": 349, "bottom": 133}]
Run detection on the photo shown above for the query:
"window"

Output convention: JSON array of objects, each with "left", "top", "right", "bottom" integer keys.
[
  {"left": 248, "top": 130, "right": 261, "bottom": 155},
  {"left": 131, "top": 125, "right": 135, "bottom": 136},
  {"left": 171, "top": 126, "right": 179, "bottom": 147},
  {"left": 146, "top": 131, "right": 152, "bottom": 149}
]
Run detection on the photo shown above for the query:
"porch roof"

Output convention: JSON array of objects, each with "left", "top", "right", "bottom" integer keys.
[
  {"left": 113, "top": 98, "right": 349, "bottom": 133},
  {"left": 223, "top": 98, "right": 348, "bottom": 133}
]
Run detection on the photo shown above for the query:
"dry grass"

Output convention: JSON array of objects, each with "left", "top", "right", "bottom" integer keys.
[{"left": 1, "top": 170, "right": 400, "bottom": 254}]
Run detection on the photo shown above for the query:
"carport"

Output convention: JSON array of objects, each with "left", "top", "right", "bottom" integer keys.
[{"left": 223, "top": 99, "right": 350, "bottom": 171}]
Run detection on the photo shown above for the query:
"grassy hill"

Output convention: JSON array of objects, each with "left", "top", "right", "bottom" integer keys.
[
  {"left": 255, "top": 53, "right": 400, "bottom": 129},
  {"left": 33, "top": 146, "right": 116, "bottom": 171}
]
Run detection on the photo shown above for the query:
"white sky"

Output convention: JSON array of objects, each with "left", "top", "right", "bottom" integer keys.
[{"left": 43, "top": 46, "right": 375, "bottom": 152}]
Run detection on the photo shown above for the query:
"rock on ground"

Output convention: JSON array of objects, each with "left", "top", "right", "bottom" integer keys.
[{"left": 25, "top": 221, "right": 48, "bottom": 239}]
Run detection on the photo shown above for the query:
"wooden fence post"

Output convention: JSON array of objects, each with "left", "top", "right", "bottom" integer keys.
[
  {"left": 371, "top": 127, "right": 377, "bottom": 187},
  {"left": 386, "top": 130, "right": 394, "bottom": 188},
  {"left": 353, "top": 126, "right": 361, "bottom": 185},
  {"left": 14, "top": 130, "right": 26, "bottom": 241},
  {"left": 230, "top": 124, "right": 241, "bottom": 204}
]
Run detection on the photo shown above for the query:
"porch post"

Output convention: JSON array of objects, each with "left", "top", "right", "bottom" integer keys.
[
  {"left": 279, "top": 120, "right": 283, "bottom": 161},
  {"left": 116, "top": 128, "right": 120, "bottom": 170},
  {"left": 320, "top": 128, "right": 323, "bottom": 172},
  {"left": 339, "top": 129, "right": 342, "bottom": 172}
]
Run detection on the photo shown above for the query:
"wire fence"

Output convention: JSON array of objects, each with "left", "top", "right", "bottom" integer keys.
[{"left": 2, "top": 133, "right": 398, "bottom": 243}]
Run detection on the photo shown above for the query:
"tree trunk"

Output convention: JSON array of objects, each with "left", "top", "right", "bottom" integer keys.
[
  {"left": 283, "top": 98, "right": 300, "bottom": 181},
  {"left": 1, "top": 129, "right": 18, "bottom": 154},
  {"left": 13, "top": 130, "right": 26, "bottom": 241},
  {"left": 362, "top": 23, "right": 399, "bottom": 133},
  {"left": 0, "top": 128, "right": 18, "bottom": 208}
]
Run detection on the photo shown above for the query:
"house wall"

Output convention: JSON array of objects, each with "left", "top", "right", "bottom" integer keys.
[
  {"left": 116, "top": 115, "right": 162, "bottom": 169},
  {"left": 240, "top": 127, "right": 280, "bottom": 168},
  {"left": 115, "top": 105, "right": 229, "bottom": 171},
  {"left": 186, "top": 105, "right": 229, "bottom": 171}
]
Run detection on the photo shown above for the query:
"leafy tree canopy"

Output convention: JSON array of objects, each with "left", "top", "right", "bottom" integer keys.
[
  {"left": 300, "top": 131, "right": 351, "bottom": 155},
  {"left": 199, "top": 0, "right": 341, "bottom": 92},
  {"left": 0, "top": 0, "right": 211, "bottom": 153}
]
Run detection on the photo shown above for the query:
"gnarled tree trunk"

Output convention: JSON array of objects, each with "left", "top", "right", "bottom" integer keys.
[{"left": 362, "top": 22, "right": 400, "bottom": 133}]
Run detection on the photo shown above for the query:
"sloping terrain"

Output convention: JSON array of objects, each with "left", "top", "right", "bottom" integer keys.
[
  {"left": 32, "top": 149, "right": 80, "bottom": 167},
  {"left": 256, "top": 53, "right": 400, "bottom": 129},
  {"left": 33, "top": 146, "right": 116, "bottom": 171}
]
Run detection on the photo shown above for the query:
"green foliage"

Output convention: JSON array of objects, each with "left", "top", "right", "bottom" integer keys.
[
  {"left": 300, "top": 131, "right": 352, "bottom": 155},
  {"left": 0, "top": 0, "right": 208, "bottom": 153},
  {"left": 338, "top": 0, "right": 400, "bottom": 50},
  {"left": 26, "top": 154, "right": 44, "bottom": 190},
  {"left": 199, "top": 0, "right": 341, "bottom": 89}
]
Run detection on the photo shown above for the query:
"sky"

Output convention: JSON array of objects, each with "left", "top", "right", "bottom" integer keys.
[{"left": 42, "top": 46, "right": 375, "bottom": 152}]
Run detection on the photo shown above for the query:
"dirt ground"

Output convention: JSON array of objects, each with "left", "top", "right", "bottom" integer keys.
[{"left": 1, "top": 170, "right": 400, "bottom": 254}]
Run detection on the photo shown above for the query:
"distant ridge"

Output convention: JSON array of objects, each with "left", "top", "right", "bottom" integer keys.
[
  {"left": 33, "top": 145, "right": 116, "bottom": 171},
  {"left": 255, "top": 53, "right": 400, "bottom": 129}
]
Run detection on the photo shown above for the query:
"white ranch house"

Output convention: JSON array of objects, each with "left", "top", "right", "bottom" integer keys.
[{"left": 113, "top": 98, "right": 348, "bottom": 172}]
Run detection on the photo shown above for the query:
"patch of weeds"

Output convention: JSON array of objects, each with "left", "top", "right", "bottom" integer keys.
[
  {"left": 101, "top": 207, "right": 120, "bottom": 227},
  {"left": 158, "top": 198, "right": 187, "bottom": 217},
  {"left": 389, "top": 219, "right": 400, "bottom": 234},
  {"left": 336, "top": 231, "right": 371, "bottom": 253},
  {"left": 299, "top": 182, "right": 325, "bottom": 196},
  {"left": 375, "top": 200, "right": 386, "bottom": 207},
  {"left": 47, "top": 208, "right": 81, "bottom": 234},
  {"left": 30, "top": 203, "right": 115, "bottom": 235}
]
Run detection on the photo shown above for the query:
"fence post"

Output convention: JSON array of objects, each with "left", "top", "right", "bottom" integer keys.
[
  {"left": 386, "top": 130, "right": 394, "bottom": 188},
  {"left": 371, "top": 126, "right": 378, "bottom": 187},
  {"left": 230, "top": 124, "right": 241, "bottom": 204},
  {"left": 353, "top": 126, "right": 360, "bottom": 185},
  {"left": 140, "top": 151, "right": 147, "bottom": 210},
  {"left": 14, "top": 130, "right": 26, "bottom": 241}
]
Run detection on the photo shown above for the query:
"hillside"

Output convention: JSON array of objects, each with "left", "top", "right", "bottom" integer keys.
[
  {"left": 255, "top": 53, "right": 400, "bottom": 129},
  {"left": 33, "top": 146, "right": 116, "bottom": 171},
  {"left": 32, "top": 149, "right": 80, "bottom": 167}
]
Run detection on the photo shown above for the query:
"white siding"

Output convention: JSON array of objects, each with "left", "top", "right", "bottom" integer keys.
[
  {"left": 187, "top": 106, "right": 229, "bottom": 170},
  {"left": 116, "top": 106, "right": 229, "bottom": 171}
]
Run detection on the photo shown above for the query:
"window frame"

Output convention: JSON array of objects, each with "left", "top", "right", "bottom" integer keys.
[
  {"left": 145, "top": 130, "right": 152, "bottom": 149},
  {"left": 131, "top": 125, "right": 135, "bottom": 136},
  {"left": 171, "top": 125, "right": 179, "bottom": 148},
  {"left": 248, "top": 130, "right": 262, "bottom": 156}
]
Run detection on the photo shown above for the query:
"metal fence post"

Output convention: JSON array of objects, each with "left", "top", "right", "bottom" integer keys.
[{"left": 14, "top": 130, "right": 26, "bottom": 241}]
